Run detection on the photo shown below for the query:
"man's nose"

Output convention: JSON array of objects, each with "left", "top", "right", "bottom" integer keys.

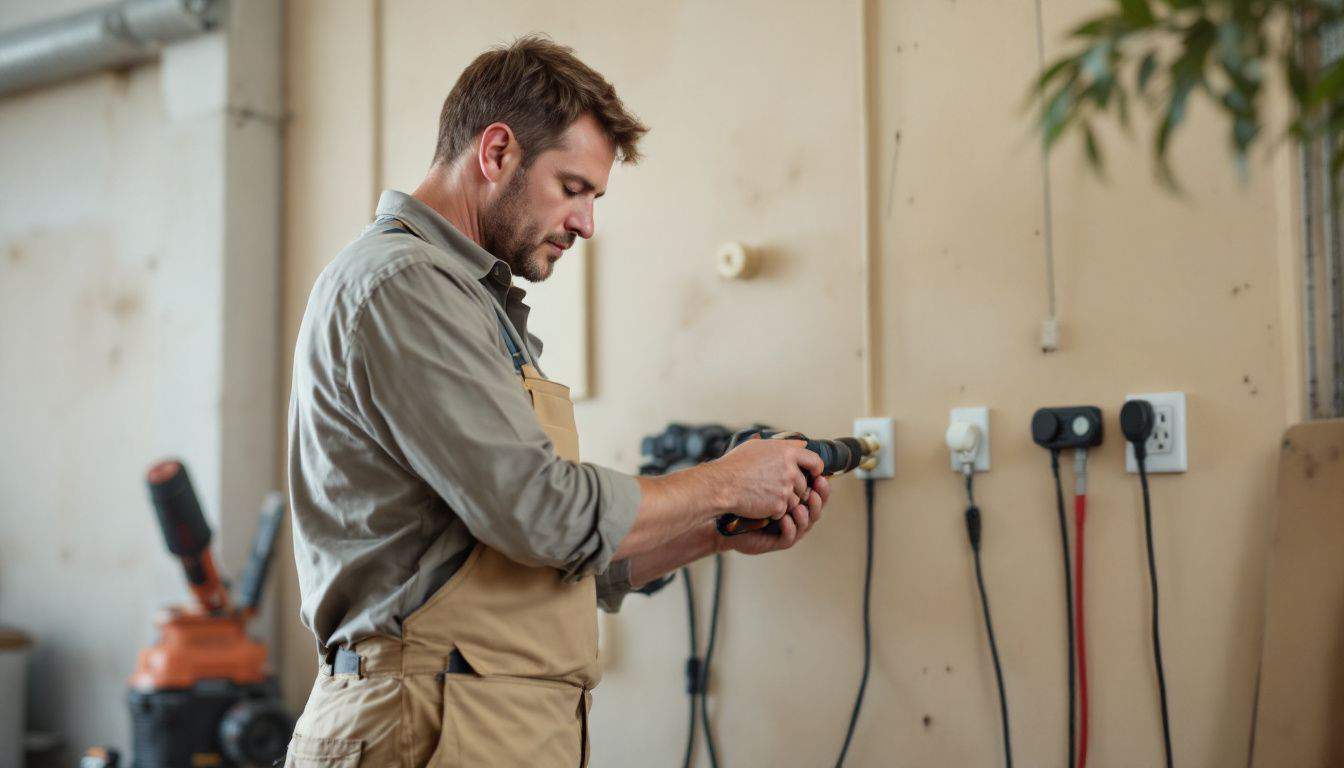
[{"left": 566, "top": 202, "right": 594, "bottom": 240}]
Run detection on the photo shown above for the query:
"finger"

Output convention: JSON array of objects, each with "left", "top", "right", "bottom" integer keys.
[
  {"left": 790, "top": 442, "right": 825, "bottom": 477},
  {"left": 791, "top": 503, "right": 812, "bottom": 533},
  {"left": 792, "top": 500, "right": 811, "bottom": 526},
  {"left": 805, "top": 490, "right": 823, "bottom": 524},
  {"left": 775, "top": 512, "right": 799, "bottom": 545},
  {"left": 813, "top": 475, "right": 831, "bottom": 505},
  {"left": 791, "top": 469, "right": 810, "bottom": 505},
  {"left": 741, "top": 531, "right": 776, "bottom": 554}
]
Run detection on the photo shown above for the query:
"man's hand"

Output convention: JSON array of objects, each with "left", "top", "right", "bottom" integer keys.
[
  {"left": 707, "top": 438, "right": 826, "bottom": 521},
  {"left": 719, "top": 474, "right": 830, "bottom": 555},
  {"left": 618, "top": 435, "right": 828, "bottom": 563},
  {"left": 621, "top": 473, "right": 832, "bottom": 590}
]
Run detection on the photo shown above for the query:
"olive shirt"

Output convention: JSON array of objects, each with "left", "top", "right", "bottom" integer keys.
[{"left": 288, "top": 189, "right": 641, "bottom": 654}]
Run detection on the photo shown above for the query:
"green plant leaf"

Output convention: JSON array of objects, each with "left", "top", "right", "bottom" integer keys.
[
  {"left": 1233, "top": 115, "right": 1259, "bottom": 152},
  {"left": 1083, "top": 123, "right": 1105, "bottom": 170},
  {"left": 1038, "top": 56, "right": 1077, "bottom": 89},
  {"left": 1071, "top": 17, "right": 1117, "bottom": 39},
  {"left": 1308, "top": 57, "right": 1344, "bottom": 106},
  {"left": 1287, "top": 58, "right": 1310, "bottom": 104},
  {"left": 1138, "top": 50, "right": 1161, "bottom": 92},
  {"left": 1156, "top": 68, "right": 1198, "bottom": 161},
  {"left": 1042, "top": 85, "right": 1076, "bottom": 149},
  {"left": 1081, "top": 41, "right": 1115, "bottom": 80},
  {"left": 1120, "top": 0, "right": 1157, "bottom": 27}
]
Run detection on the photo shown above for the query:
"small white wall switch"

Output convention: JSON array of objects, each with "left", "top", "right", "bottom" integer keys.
[
  {"left": 1124, "top": 392, "right": 1188, "bottom": 473},
  {"left": 853, "top": 417, "right": 895, "bottom": 479},
  {"left": 949, "top": 407, "right": 991, "bottom": 472}
]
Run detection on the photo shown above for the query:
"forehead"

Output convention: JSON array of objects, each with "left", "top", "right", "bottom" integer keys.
[{"left": 534, "top": 113, "right": 615, "bottom": 181}]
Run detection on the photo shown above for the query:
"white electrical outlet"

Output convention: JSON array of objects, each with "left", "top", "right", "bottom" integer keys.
[
  {"left": 853, "top": 417, "right": 895, "bottom": 479},
  {"left": 948, "top": 407, "right": 991, "bottom": 472},
  {"left": 1124, "top": 391, "right": 1188, "bottom": 473}
]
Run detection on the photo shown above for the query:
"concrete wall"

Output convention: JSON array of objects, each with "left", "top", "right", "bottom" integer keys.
[
  {"left": 0, "top": 40, "right": 180, "bottom": 755},
  {"left": 0, "top": 0, "right": 281, "bottom": 757},
  {"left": 270, "top": 1, "right": 1295, "bottom": 766}
]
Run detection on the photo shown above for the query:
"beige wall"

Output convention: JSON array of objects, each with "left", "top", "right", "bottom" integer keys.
[
  {"left": 281, "top": 1, "right": 1299, "bottom": 765},
  {"left": 0, "top": 1, "right": 282, "bottom": 758}
]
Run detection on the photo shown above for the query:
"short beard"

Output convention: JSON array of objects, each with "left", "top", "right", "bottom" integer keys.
[{"left": 480, "top": 168, "right": 548, "bottom": 283}]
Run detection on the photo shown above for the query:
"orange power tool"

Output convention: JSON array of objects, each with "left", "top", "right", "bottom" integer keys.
[{"left": 119, "top": 460, "right": 291, "bottom": 767}]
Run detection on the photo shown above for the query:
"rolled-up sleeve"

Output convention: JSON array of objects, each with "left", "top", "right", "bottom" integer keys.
[
  {"left": 595, "top": 559, "right": 634, "bottom": 613},
  {"left": 341, "top": 261, "right": 640, "bottom": 579}
]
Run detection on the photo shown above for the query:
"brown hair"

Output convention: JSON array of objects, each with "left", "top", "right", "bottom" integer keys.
[{"left": 433, "top": 35, "right": 648, "bottom": 168}]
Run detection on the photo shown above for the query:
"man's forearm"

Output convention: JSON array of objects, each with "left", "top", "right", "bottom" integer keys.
[
  {"left": 624, "top": 522, "right": 721, "bottom": 589},
  {"left": 611, "top": 466, "right": 727, "bottom": 561}
]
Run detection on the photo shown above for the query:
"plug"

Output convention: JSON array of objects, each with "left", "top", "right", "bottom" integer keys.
[
  {"left": 1119, "top": 399, "right": 1155, "bottom": 462},
  {"left": 948, "top": 407, "right": 991, "bottom": 473},
  {"left": 854, "top": 417, "right": 895, "bottom": 479},
  {"left": 1030, "top": 406, "right": 1103, "bottom": 451},
  {"left": 946, "top": 421, "right": 982, "bottom": 475}
]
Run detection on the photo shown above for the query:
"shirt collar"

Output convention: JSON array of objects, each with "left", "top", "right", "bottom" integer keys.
[{"left": 374, "top": 189, "right": 513, "bottom": 286}]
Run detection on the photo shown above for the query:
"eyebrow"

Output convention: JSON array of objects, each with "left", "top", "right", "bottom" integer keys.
[{"left": 560, "top": 172, "right": 605, "bottom": 198}]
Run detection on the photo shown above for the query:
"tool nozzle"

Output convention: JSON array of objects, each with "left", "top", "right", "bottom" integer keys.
[{"left": 858, "top": 434, "right": 881, "bottom": 471}]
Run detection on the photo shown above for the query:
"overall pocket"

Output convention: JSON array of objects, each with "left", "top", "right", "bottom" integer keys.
[
  {"left": 284, "top": 735, "right": 362, "bottom": 767},
  {"left": 435, "top": 672, "right": 586, "bottom": 768}
]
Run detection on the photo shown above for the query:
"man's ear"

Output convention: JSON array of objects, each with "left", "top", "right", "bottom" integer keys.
[{"left": 477, "top": 122, "right": 520, "bottom": 185}]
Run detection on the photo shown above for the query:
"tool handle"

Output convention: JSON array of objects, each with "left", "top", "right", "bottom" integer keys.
[
  {"left": 237, "top": 492, "right": 286, "bottom": 614},
  {"left": 146, "top": 460, "right": 231, "bottom": 612},
  {"left": 147, "top": 460, "right": 211, "bottom": 555}
]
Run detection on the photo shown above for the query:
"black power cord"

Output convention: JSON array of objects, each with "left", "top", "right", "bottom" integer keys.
[
  {"left": 964, "top": 472, "right": 1013, "bottom": 768},
  {"left": 1121, "top": 400, "right": 1175, "bottom": 768},
  {"left": 834, "top": 477, "right": 876, "bottom": 768},
  {"left": 1050, "top": 449, "right": 1077, "bottom": 768},
  {"left": 1139, "top": 459, "right": 1174, "bottom": 768},
  {"left": 679, "top": 555, "right": 724, "bottom": 768},
  {"left": 681, "top": 566, "right": 699, "bottom": 768},
  {"left": 701, "top": 554, "right": 723, "bottom": 768},
  {"left": 639, "top": 423, "right": 734, "bottom": 768}
]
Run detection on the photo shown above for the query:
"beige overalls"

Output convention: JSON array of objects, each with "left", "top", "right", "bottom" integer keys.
[{"left": 286, "top": 222, "right": 599, "bottom": 768}]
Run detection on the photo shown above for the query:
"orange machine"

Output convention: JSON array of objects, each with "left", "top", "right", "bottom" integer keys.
[
  {"left": 87, "top": 461, "right": 291, "bottom": 768},
  {"left": 129, "top": 461, "right": 271, "bottom": 693}
]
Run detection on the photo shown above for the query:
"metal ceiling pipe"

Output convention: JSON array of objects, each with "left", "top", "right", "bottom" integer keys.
[{"left": 0, "top": 0, "right": 223, "bottom": 98}]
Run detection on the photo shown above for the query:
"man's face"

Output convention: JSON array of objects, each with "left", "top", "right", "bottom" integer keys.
[{"left": 480, "top": 113, "right": 616, "bottom": 282}]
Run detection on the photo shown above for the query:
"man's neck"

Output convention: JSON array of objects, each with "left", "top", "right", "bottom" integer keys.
[{"left": 411, "top": 164, "right": 483, "bottom": 246}]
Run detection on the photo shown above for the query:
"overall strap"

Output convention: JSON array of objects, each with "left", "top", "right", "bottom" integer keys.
[{"left": 372, "top": 215, "right": 527, "bottom": 374}]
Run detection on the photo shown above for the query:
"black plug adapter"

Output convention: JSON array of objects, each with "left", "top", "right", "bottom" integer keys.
[
  {"left": 1119, "top": 399, "right": 1156, "bottom": 461},
  {"left": 1030, "top": 406, "right": 1104, "bottom": 451}
]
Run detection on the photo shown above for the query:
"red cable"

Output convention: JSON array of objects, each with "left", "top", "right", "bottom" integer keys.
[{"left": 1074, "top": 492, "right": 1089, "bottom": 768}]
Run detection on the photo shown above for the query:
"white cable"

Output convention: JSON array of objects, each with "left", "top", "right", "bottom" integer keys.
[
  {"left": 1074, "top": 447, "right": 1088, "bottom": 496},
  {"left": 858, "top": 0, "right": 879, "bottom": 412},
  {"left": 1034, "top": 0, "right": 1061, "bottom": 352}
]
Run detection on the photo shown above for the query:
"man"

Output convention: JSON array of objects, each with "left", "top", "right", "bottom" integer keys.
[{"left": 286, "top": 35, "right": 830, "bottom": 768}]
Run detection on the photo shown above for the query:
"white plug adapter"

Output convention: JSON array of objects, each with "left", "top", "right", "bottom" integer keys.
[{"left": 948, "top": 407, "right": 991, "bottom": 472}]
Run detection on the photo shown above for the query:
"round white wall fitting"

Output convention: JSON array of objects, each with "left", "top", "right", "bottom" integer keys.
[
  {"left": 715, "top": 241, "right": 755, "bottom": 280},
  {"left": 945, "top": 421, "right": 981, "bottom": 453},
  {"left": 1071, "top": 415, "right": 1090, "bottom": 437}
]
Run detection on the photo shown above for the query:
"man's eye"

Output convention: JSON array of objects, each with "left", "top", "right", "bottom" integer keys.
[{"left": 564, "top": 185, "right": 581, "bottom": 197}]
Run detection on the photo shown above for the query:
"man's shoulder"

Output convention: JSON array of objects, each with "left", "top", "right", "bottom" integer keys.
[
  {"left": 321, "top": 229, "right": 429, "bottom": 295},
  {"left": 315, "top": 227, "right": 482, "bottom": 313}
]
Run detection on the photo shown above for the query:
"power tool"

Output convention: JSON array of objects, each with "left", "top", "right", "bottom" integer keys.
[
  {"left": 86, "top": 460, "right": 293, "bottom": 767},
  {"left": 714, "top": 428, "right": 880, "bottom": 536}
]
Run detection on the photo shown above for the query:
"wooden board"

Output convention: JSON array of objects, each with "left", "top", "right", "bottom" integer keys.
[{"left": 1251, "top": 418, "right": 1344, "bottom": 767}]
